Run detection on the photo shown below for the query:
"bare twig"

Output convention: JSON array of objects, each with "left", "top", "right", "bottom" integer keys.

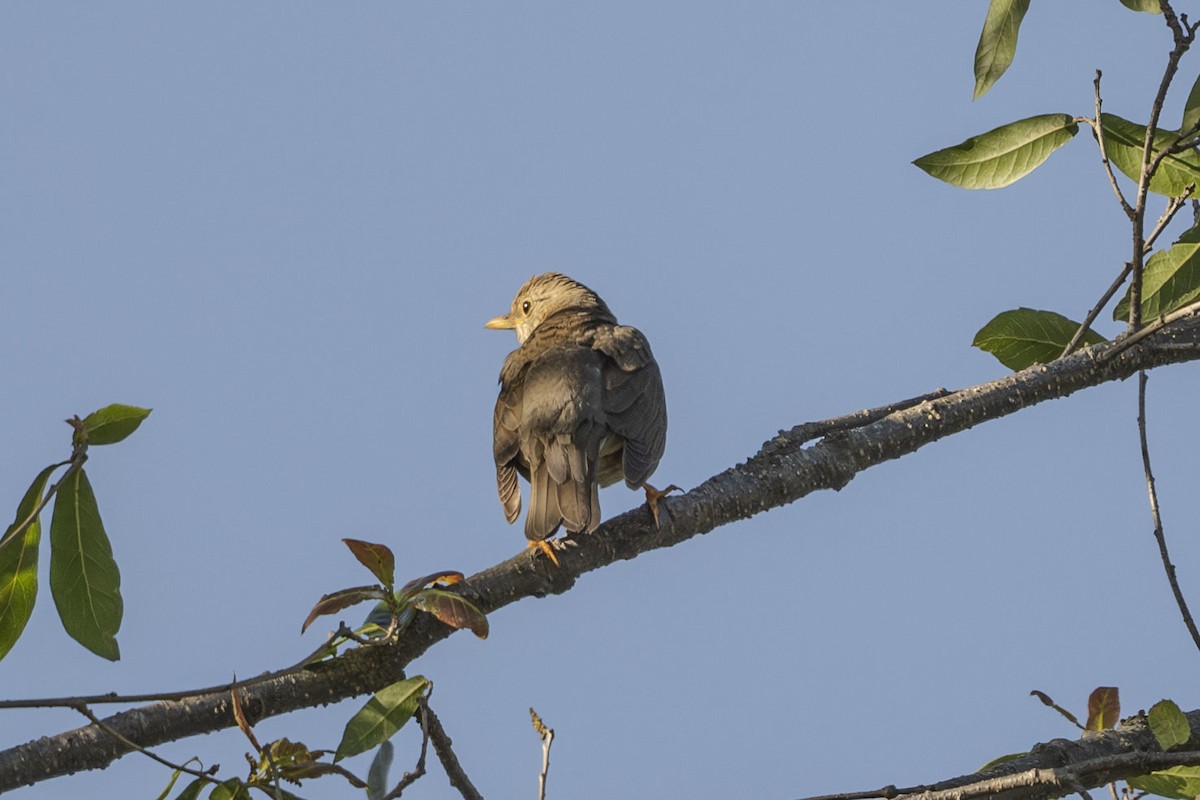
[
  {"left": 424, "top": 704, "right": 483, "bottom": 800},
  {"left": 1137, "top": 371, "right": 1200, "bottom": 653},
  {"left": 1060, "top": 263, "right": 1133, "bottom": 358},
  {"left": 1145, "top": 186, "right": 1194, "bottom": 251},
  {"left": 383, "top": 700, "right": 431, "bottom": 799},
  {"left": 530, "top": 708, "right": 554, "bottom": 800},
  {"left": 1129, "top": 0, "right": 1197, "bottom": 329},
  {"left": 1088, "top": 71, "right": 1134, "bottom": 220}
]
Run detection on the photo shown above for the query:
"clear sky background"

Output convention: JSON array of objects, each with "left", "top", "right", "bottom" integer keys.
[{"left": 3, "top": 3, "right": 1200, "bottom": 798}]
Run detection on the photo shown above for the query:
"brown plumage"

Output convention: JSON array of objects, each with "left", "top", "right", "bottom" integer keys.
[{"left": 486, "top": 273, "right": 668, "bottom": 547}]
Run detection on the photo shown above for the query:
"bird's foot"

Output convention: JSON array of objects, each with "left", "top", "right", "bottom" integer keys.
[
  {"left": 643, "top": 483, "right": 682, "bottom": 528},
  {"left": 527, "top": 539, "right": 561, "bottom": 567}
]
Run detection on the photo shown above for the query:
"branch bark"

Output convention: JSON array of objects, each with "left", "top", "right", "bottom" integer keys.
[{"left": 3, "top": 319, "right": 1200, "bottom": 793}]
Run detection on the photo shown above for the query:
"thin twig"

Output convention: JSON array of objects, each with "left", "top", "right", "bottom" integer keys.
[
  {"left": 1060, "top": 263, "right": 1133, "bottom": 358},
  {"left": 530, "top": 708, "right": 554, "bottom": 800},
  {"left": 762, "top": 388, "right": 955, "bottom": 457},
  {"left": 384, "top": 700, "right": 431, "bottom": 799},
  {"left": 74, "top": 704, "right": 213, "bottom": 783},
  {"left": 1137, "top": 371, "right": 1200, "bottom": 653},
  {"left": 1059, "top": 183, "right": 1191, "bottom": 359},
  {"left": 1145, "top": 186, "right": 1194, "bottom": 251},
  {"left": 1129, "top": 0, "right": 1196, "bottom": 329},
  {"left": 424, "top": 704, "right": 483, "bottom": 800},
  {"left": 1089, "top": 71, "right": 1134, "bottom": 220},
  {"left": 0, "top": 627, "right": 355, "bottom": 710}
]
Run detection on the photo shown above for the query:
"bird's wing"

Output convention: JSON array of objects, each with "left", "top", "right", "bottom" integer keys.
[
  {"left": 593, "top": 325, "right": 667, "bottom": 488},
  {"left": 493, "top": 359, "right": 525, "bottom": 525},
  {"left": 520, "top": 346, "right": 606, "bottom": 539}
]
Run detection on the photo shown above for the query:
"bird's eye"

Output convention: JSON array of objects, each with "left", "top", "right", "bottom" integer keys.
[{"left": 521, "top": 300, "right": 532, "bottom": 314}]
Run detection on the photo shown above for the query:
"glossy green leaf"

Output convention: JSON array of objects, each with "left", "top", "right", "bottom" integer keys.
[
  {"left": 973, "top": 308, "right": 1107, "bottom": 370},
  {"left": 973, "top": 0, "right": 1030, "bottom": 99},
  {"left": 49, "top": 467, "right": 123, "bottom": 660},
  {"left": 80, "top": 404, "right": 152, "bottom": 446},
  {"left": 367, "top": 741, "right": 394, "bottom": 800},
  {"left": 0, "top": 464, "right": 59, "bottom": 661},
  {"left": 342, "top": 539, "right": 395, "bottom": 589},
  {"left": 1101, "top": 113, "right": 1200, "bottom": 197},
  {"left": 1086, "top": 686, "right": 1120, "bottom": 731},
  {"left": 1118, "top": 0, "right": 1163, "bottom": 12},
  {"left": 1149, "top": 699, "right": 1191, "bottom": 750},
  {"left": 1129, "top": 766, "right": 1200, "bottom": 799},
  {"left": 1182, "top": 74, "right": 1200, "bottom": 134},
  {"left": 1114, "top": 226, "right": 1200, "bottom": 321},
  {"left": 914, "top": 114, "right": 1077, "bottom": 189},
  {"left": 335, "top": 675, "right": 430, "bottom": 761}
]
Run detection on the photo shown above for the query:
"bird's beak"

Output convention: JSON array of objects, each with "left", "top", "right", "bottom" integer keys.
[{"left": 485, "top": 314, "right": 516, "bottom": 331}]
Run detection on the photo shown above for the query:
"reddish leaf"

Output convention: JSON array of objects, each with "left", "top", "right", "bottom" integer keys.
[
  {"left": 1086, "top": 686, "right": 1121, "bottom": 731},
  {"left": 410, "top": 588, "right": 488, "bottom": 639},
  {"left": 342, "top": 539, "right": 395, "bottom": 589},
  {"left": 302, "top": 585, "right": 389, "bottom": 633},
  {"left": 396, "top": 571, "right": 464, "bottom": 600},
  {"left": 1030, "top": 689, "right": 1083, "bottom": 729}
]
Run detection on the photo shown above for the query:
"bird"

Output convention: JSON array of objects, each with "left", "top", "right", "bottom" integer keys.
[{"left": 486, "top": 272, "right": 674, "bottom": 564}]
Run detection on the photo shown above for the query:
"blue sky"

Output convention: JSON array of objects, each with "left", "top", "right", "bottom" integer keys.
[{"left": 3, "top": 3, "right": 1200, "bottom": 798}]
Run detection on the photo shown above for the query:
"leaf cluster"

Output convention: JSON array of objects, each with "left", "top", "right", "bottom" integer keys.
[
  {"left": 916, "top": 1, "right": 1200, "bottom": 372},
  {"left": 0, "top": 404, "right": 150, "bottom": 661}
]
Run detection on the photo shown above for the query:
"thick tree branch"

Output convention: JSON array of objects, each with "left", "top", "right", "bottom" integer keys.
[{"left": 3, "top": 319, "right": 1200, "bottom": 793}]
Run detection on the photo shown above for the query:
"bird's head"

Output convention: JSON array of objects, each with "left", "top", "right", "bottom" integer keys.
[{"left": 486, "top": 272, "right": 613, "bottom": 344}]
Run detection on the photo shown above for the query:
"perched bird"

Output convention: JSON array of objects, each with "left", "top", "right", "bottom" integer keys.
[{"left": 487, "top": 273, "right": 673, "bottom": 564}]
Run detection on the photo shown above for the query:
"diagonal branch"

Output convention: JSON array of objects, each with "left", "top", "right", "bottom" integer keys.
[
  {"left": 3, "top": 318, "right": 1200, "bottom": 792},
  {"left": 1137, "top": 371, "right": 1200, "bottom": 652}
]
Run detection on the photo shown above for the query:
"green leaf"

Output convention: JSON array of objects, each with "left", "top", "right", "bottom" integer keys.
[
  {"left": 335, "top": 676, "right": 430, "bottom": 761},
  {"left": 1086, "top": 686, "right": 1120, "bottom": 731},
  {"left": 973, "top": 0, "right": 1031, "bottom": 99},
  {"left": 973, "top": 309, "right": 1107, "bottom": 370},
  {"left": 173, "top": 778, "right": 208, "bottom": 800},
  {"left": 914, "top": 114, "right": 1078, "bottom": 189},
  {"left": 207, "top": 778, "right": 250, "bottom": 800},
  {"left": 1182, "top": 74, "right": 1200, "bottom": 134},
  {"left": 49, "top": 467, "right": 123, "bottom": 660},
  {"left": 0, "top": 463, "right": 59, "bottom": 661},
  {"left": 1114, "top": 226, "right": 1200, "bottom": 321},
  {"left": 1149, "top": 699, "right": 1191, "bottom": 750},
  {"left": 1129, "top": 766, "right": 1200, "bottom": 799},
  {"left": 1119, "top": 0, "right": 1163, "bottom": 12},
  {"left": 342, "top": 539, "right": 395, "bottom": 590},
  {"left": 1101, "top": 113, "right": 1200, "bottom": 197},
  {"left": 367, "top": 741, "right": 394, "bottom": 800},
  {"left": 411, "top": 588, "right": 489, "bottom": 639},
  {"left": 80, "top": 404, "right": 151, "bottom": 446}
]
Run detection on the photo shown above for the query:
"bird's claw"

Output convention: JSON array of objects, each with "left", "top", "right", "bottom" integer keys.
[
  {"left": 527, "top": 539, "right": 561, "bottom": 567},
  {"left": 643, "top": 483, "right": 682, "bottom": 528}
]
